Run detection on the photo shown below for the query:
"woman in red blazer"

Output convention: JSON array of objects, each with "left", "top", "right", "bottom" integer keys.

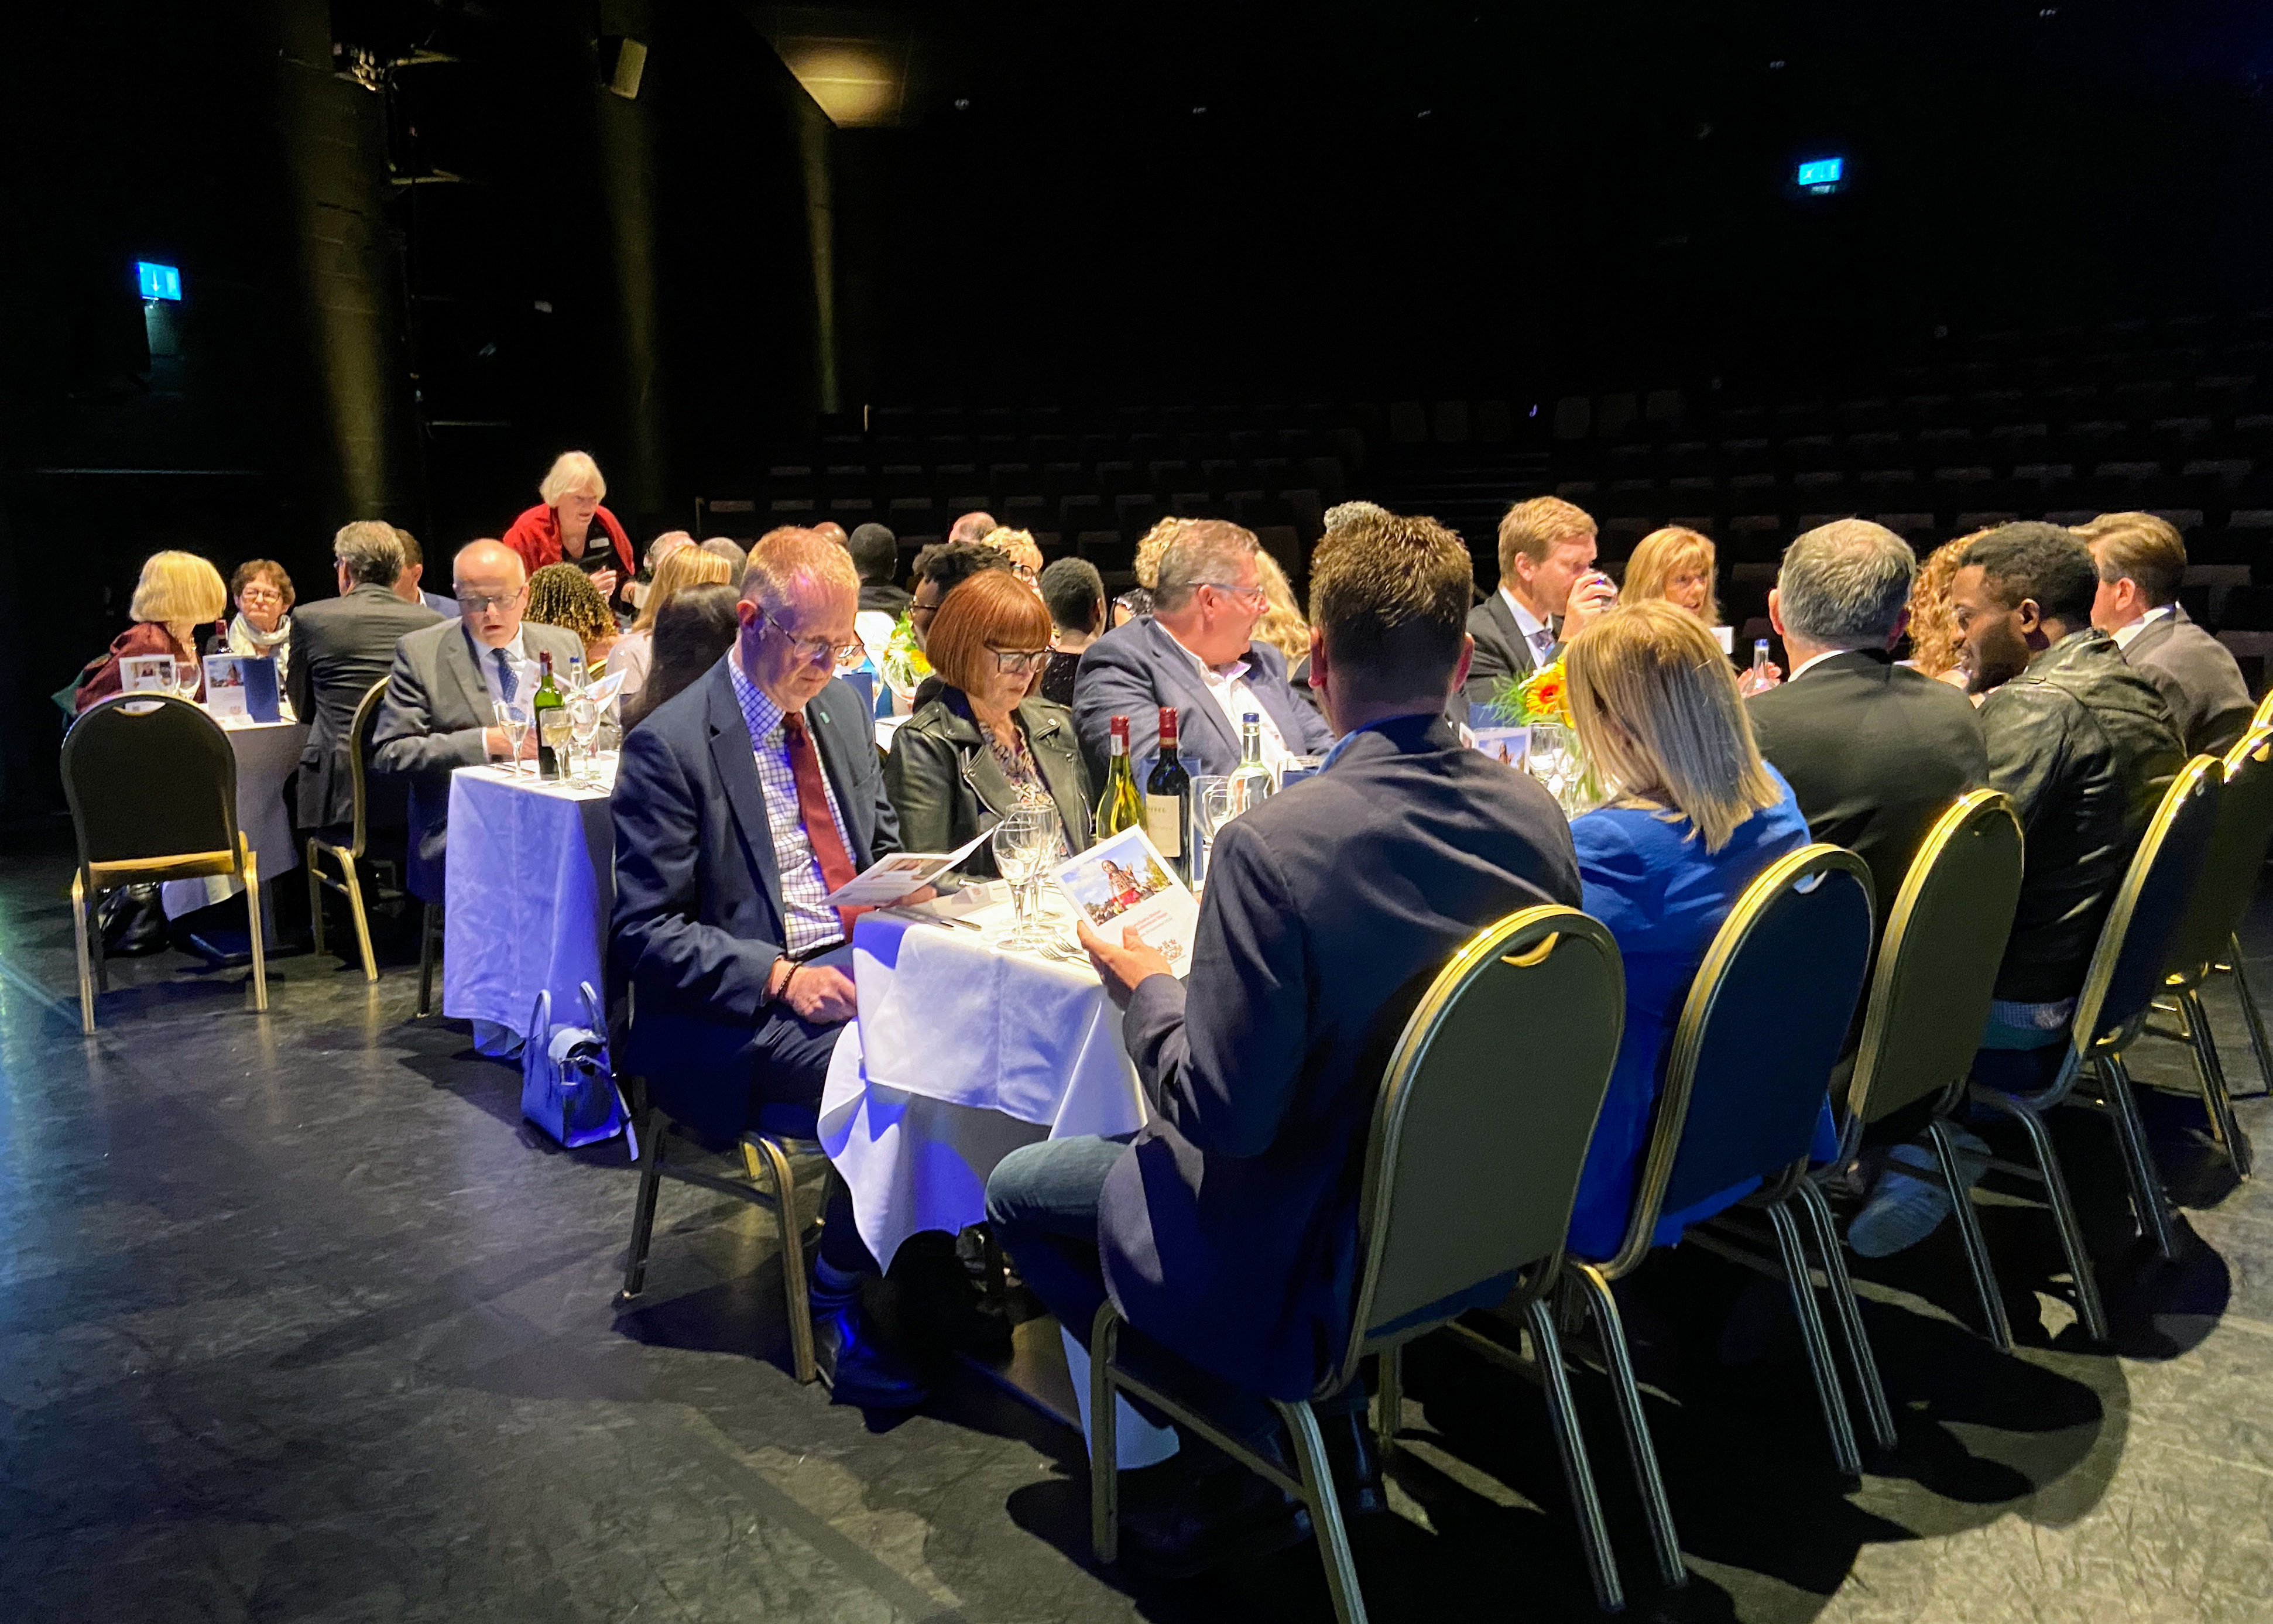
[
  {"left": 74, "top": 550, "right": 228, "bottom": 712},
  {"left": 502, "top": 450, "right": 633, "bottom": 609}
]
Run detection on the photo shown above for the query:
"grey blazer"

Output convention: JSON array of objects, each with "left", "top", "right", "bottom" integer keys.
[
  {"left": 2123, "top": 605, "right": 2255, "bottom": 758},
  {"left": 371, "top": 618, "right": 588, "bottom": 901},
  {"left": 286, "top": 584, "right": 443, "bottom": 832},
  {"left": 1464, "top": 591, "right": 1555, "bottom": 711},
  {"left": 1071, "top": 615, "right": 1335, "bottom": 786},
  {"left": 884, "top": 691, "right": 1093, "bottom": 878}
]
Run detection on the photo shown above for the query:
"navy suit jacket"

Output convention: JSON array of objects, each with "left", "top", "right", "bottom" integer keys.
[
  {"left": 1072, "top": 615, "right": 1336, "bottom": 786},
  {"left": 609, "top": 657, "right": 900, "bottom": 1141},
  {"left": 1096, "top": 712, "right": 1583, "bottom": 1400}
]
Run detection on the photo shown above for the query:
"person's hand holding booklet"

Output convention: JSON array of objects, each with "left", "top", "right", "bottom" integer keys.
[{"left": 820, "top": 826, "right": 993, "bottom": 909}]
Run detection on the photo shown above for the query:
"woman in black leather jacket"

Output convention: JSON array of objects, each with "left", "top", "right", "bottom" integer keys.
[{"left": 884, "top": 568, "right": 1093, "bottom": 878}]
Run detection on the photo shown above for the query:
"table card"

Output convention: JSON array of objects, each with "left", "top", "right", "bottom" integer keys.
[
  {"left": 202, "top": 653, "right": 280, "bottom": 722},
  {"left": 118, "top": 654, "right": 177, "bottom": 695},
  {"left": 1051, "top": 825, "right": 1199, "bottom": 977},
  {"left": 820, "top": 825, "right": 994, "bottom": 907}
]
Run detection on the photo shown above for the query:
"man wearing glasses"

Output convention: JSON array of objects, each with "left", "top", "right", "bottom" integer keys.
[
  {"left": 1072, "top": 520, "right": 1335, "bottom": 784},
  {"left": 372, "top": 539, "right": 584, "bottom": 907},
  {"left": 611, "top": 530, "right": 935, "bottom": 1410}
]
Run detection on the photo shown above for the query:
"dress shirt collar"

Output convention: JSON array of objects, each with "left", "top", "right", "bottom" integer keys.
[
  {"left": 728, "top": 650, "right": 788, "bottom": 744},
  {"left": 1324, "top": 710, "right": 1445, "bottom": 770},
  {"left": 464, "top": 622, "right": 527, "bottom": 668},
  {"left": 1499, "top": 585, "right": 1555, "bottom": 653},
  {"left": 1788, "top": 647, "right": 1846, "bottom": 683},
  {"left": 1165, "top": 625, "right": 1252, "bottom": 686},
  {"left": 2111, "top": 602, "right": 2175, "bottom": 649}
]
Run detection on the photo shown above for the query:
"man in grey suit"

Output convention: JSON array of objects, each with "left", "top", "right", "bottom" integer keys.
[
  {"left": 991, "top": 512, "right": 1582, "bottom": 1575},
  {"left": 287, "top": 522, "right": 443, "bottom": 840},
  {"left": 1463, "top": 494, "right": 1617, "bottom": 712},
  {"left": 1072, "top": 519, "right": 1334, "bottom": 784},
  {"left": 2080, "top": 511, "right": 2254, "bottom": 758},
  {"left": 372, "top": 539, "right": 585, "bottom": 902}
]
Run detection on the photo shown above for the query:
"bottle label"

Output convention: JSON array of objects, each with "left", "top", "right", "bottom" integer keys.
[{"left": 1145, "top": 794, "right": 1185, "bottom": 858}]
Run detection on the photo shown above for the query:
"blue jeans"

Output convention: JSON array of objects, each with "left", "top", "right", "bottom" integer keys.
[{"left": 985, "top": 1134, "right": 1363, "bottom": 1447}]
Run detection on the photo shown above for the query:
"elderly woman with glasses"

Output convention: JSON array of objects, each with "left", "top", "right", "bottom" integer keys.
[
  {"left": 208, "top": 559, "right": 297, "bottom": 690},
  {"left": 884, "top": 568, "right": 1093, "bottom": 879}
]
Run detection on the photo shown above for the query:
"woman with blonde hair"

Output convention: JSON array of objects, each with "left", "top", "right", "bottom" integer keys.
[
  {"left": 1115, "top": 515, "right": 1195, "bottom": 625},
  {"left": 502, "top": 450, "right": 633, "bottom": 607},
  {"left": 524, "top": 563, "right": 620, "bottom": 669},
  {"left": 1558, "top": 599, "right": 1822, "bottom": 1258},
  {"left": 74, "top": 550, "right": 228, "bottom": 712},
  {"left": 1252, "top": 551, "right": 1309, "bottom": 669},
  {"left": 1623, "top": 526, "right": 1722, "bottom": 625},
  {"left": 611, "top": 544, "right": 736, "bottom": 711},
  {"left": 980, "top": 526, "right": 1045, "bottom": 588},
  {"left": 1904, "top": 533, "right": 1978, "bottom": 690}
]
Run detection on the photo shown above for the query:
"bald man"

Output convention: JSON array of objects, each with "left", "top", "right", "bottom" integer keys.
[{"left": 372, "top": 539, "right": 587, "bottom": 902}]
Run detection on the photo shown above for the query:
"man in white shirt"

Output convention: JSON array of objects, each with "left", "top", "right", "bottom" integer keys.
[
  {"left": 1071, "top": 520, "right": 1336, "bottom": 783},
  {"left": 2078, "top": 511, "right": 2254, "bottom": 756},
  {"left": 1462, "top": 495, "right": 1618, "bottom": 710}
]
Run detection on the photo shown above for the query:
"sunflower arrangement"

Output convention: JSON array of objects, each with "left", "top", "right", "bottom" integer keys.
[{"left": 1486, "top": 659, "right": 1603, "bottom": 813}]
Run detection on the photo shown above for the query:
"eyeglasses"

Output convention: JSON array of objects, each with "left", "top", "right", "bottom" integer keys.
[
  {"left": 989, "top": 647, "right": 1052, "bottom": 674},
  {"left": 238, "top": 587, "right": 284, "bottom": 605},
  {"left": 1199, "top": 581, "right": 1269, "bottom": 609},
  {"left": 910, "top": 597, "right": 941, "bottom": 621},
  {"left": 455, "top": 586, "right": 526, "bottom": 614},
  {"left": 1010, "top": 564, "right": 1039, "bottom": 583},
  {"left": 759, "top": 613, "right": 866, "bottom": 667}
]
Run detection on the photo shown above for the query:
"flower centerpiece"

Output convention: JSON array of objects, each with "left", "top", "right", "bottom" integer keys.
[
  {"left": 879, "top": 612, "right": 930, "bottom": 706},
  {"left": 1487, "top": 660, "right": 1605, "bottom": 814}
]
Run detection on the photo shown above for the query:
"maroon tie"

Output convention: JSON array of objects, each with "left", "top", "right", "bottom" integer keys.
[{"left": 781, "top": 711, "right": 863, "bottom": 939}]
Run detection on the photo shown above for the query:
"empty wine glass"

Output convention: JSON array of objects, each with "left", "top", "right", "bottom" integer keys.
[
  {"left": 171, "top": 656, "right": 203, "bottom": 707},
  {"left": 568, "top": 695, "right": 603, "bottom": 784},
  {"left": 990, "top": 804, "right": 1062, "bottom": 952},
  {"left": 493, "top": 698, "right": 533, "bottom": 778}
]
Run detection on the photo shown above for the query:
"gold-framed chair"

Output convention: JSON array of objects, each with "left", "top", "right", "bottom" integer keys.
[
  {"left": 1825, "top": 792, "right": 2027, "bottom": 1358},
  {"left": 2149, "top": 724, "right": 2273, "bottom": 1169},
  {"left": 616, "top": 1085, "right": 828, "bottom": 1386},
  {"left": 1087, "top": 906, "right": 1629, "bottom": 1620},
  {"left": 61, "top": 693, "right": 269, "bottom": 1034},
  {"left": 1967, "top": 753, "right": 2225, "bottom": 1335},
  {"left": 305, "top": 678, "right": 397, "bottom": 982},
  {"left": 1566, "top": 845, "right": 1877, "bottom": 1585}
]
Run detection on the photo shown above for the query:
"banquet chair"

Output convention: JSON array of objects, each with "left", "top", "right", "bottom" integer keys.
[
  {"left": 1968, "top": 752, "right": 2224, "bottom": 1337},
  {"left": 60, "top": 693, "right": 269, "bottom": 1034},
  {"left": 1088, "top": 906, "right": 1629, "bottom": 1619},
  {"left": 1823, "top": 792, "right": 2027, "bottom": 1364},
  {"left": 305, "top": 679, "right": 395, "bottom": 983},
  {"left": 416, "top": 903, "right": 441, "bottom": 1017},
  {"left": 618, "top": 1081, "right": 828, "bottom": 1386},
  {"left": 2148, "top": 724, "right": 2273, "bottom": 1170},
  {"left": 1567, "top": 845, "right": 1874, "bottom": 1585}
]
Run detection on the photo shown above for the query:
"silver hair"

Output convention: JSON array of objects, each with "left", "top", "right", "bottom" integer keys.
[
  {"left": 1776, "top": 519, "right": 1917, "bottom": 646},
  {"left": 1154, "top": 520, "right": 1259, "bottom": 612},
  {"left": 332, "top": 520, "right": 405, "bottom": 587},
  {"left": 1323, "top": 499, "right": 1390, "bottom": 536}
]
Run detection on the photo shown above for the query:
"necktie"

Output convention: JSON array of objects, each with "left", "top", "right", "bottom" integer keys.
[
  {"left": 1532, "top": 628, "right": 1554, "bottom": 663},
  {"left": 493, "top": 648, "right": 518, "bottom": 703},
  {"left": 781, "top": 711, "right": 862, "bottom": 939}
]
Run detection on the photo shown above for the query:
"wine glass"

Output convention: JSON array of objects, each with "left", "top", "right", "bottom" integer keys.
[
  {"left": 990, "top": 804, "right": 1061, "bottom": 952},
  {"left": 493, "top": 698, "right": 532, "bottom": 778},
  {"left": 568, "top": 695, "right": 603, "bottom": 784},
  {"left": 171, "top": 655, "right": 204, "bottom": 707}
]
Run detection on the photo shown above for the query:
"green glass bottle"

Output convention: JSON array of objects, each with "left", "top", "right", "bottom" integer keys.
[
  {"left": 1094, "top": 714, "right": 1145, "bottom": 838},
  {"left": 532, "top": 651, "right": 567, "bottom": 781}
]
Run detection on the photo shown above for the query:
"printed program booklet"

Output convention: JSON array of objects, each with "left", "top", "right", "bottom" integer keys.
[
  {"left": 1051, "top": 825, "right": 1200, "bottom": 978},
  {"left": 820, "top": 826, "right": 995, "bottom": 907},
  {"left": 118, "top": 654, "right": 178, "bottom": 695}
]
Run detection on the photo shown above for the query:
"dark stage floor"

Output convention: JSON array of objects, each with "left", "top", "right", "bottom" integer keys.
[{"left": 3, "top": 834, "right": 2268, "bottom": 1623}]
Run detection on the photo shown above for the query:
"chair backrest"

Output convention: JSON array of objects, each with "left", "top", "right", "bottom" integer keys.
[
  {"left": 345, "top": 677, "right": 392, "bottom": 856},
  {"left": 1336, "top": 906, "right": 1625, "bottom": 1391},
  {"left": 60, "top": 694, "right": 241, "bottom": 880},
  {"left": 1605, "top": 844, "right": 1876, "bottom": 1278},
  {"left": 1847, "top": 792, "right": 2025, "bottom": 1126},
  {"left": 2166, "top": 727, "right": 2273, "bottom": 988},
  {"left": 2072, "top": 752, "right": 2224, "bottom": 1051}
]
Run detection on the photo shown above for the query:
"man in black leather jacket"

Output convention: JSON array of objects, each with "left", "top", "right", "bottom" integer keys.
[{"left": 1950, "top": 523, "right": 2183, "bottom": 1049}]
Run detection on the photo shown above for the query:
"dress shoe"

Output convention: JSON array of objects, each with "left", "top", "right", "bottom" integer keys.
[
  {"left": 1317, "top": 1406, "right": 1387, "bottom": 1519},
  {"left": 811, "top": 1299, "right": 930, "bottom": 1410},
  {"left": 1119, "top": 1452, "right": 1312, "bottom": 1578}
]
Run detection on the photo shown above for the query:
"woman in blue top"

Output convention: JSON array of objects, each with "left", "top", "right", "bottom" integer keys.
[{"left": 1561, "top": 599, "right": 1823, "bottom": 1260}]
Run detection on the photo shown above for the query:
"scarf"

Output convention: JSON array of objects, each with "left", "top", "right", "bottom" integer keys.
[{"left": 228, "top": 612, "right": 292, "bottom": 656}]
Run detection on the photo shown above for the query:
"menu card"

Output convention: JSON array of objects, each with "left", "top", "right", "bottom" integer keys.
[
  {"left": 202, "top": 654, "right": 281, "bottom": 722},
  {"left": 820, "top": 826, "right": 994, "bottom": 907},
  {"left": 118, "top": 655, "right": 177, "bottom": 695},
  {"left": 1050, "top": 825, "right": 1200, "bottom": 978}
]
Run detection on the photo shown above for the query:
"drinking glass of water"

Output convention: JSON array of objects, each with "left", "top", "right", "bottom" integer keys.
[
  {"left": 493, "top": 698, "right": 533, "bottom": 778},
  {"left": 990, "top": 804, "right": 1062, "bottom": 952},
  {"left": 568, "top": 696, "right": 603, "bottom": 784}
]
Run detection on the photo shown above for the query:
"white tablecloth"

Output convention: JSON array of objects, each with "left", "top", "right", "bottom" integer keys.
[
  {"left": 443, "top": 762, "right": 615, "bottom": 1049},
  {"left": 818, "top": 900, "right": 1147, "bottom": 1269},
  {"left": 161, "top": 715, "right": 310, "bottom": 919}
]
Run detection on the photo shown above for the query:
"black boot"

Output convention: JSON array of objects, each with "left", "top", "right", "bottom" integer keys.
[
  {"left": 1119, "top": 1448, "right": 1312, "bottom": 1578},
  {"left": 810, "top": 1289, "right": 930, "bottom": 1410}
]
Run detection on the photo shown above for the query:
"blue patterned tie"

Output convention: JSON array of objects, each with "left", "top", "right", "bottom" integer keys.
[{"left": 493, "top": 648, "right": 518, "bottom": 703}]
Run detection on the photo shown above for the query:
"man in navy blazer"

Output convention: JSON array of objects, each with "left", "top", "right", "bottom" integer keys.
[
  {"left": 988, "top": 512, "right": 1582, "bottom": 1574},
  {"left": 611, "top": 530, "right": 930, "bottom": 1409},
  {"left": 1072, "top": 520, "right": 1335, "bottom": 784}
]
